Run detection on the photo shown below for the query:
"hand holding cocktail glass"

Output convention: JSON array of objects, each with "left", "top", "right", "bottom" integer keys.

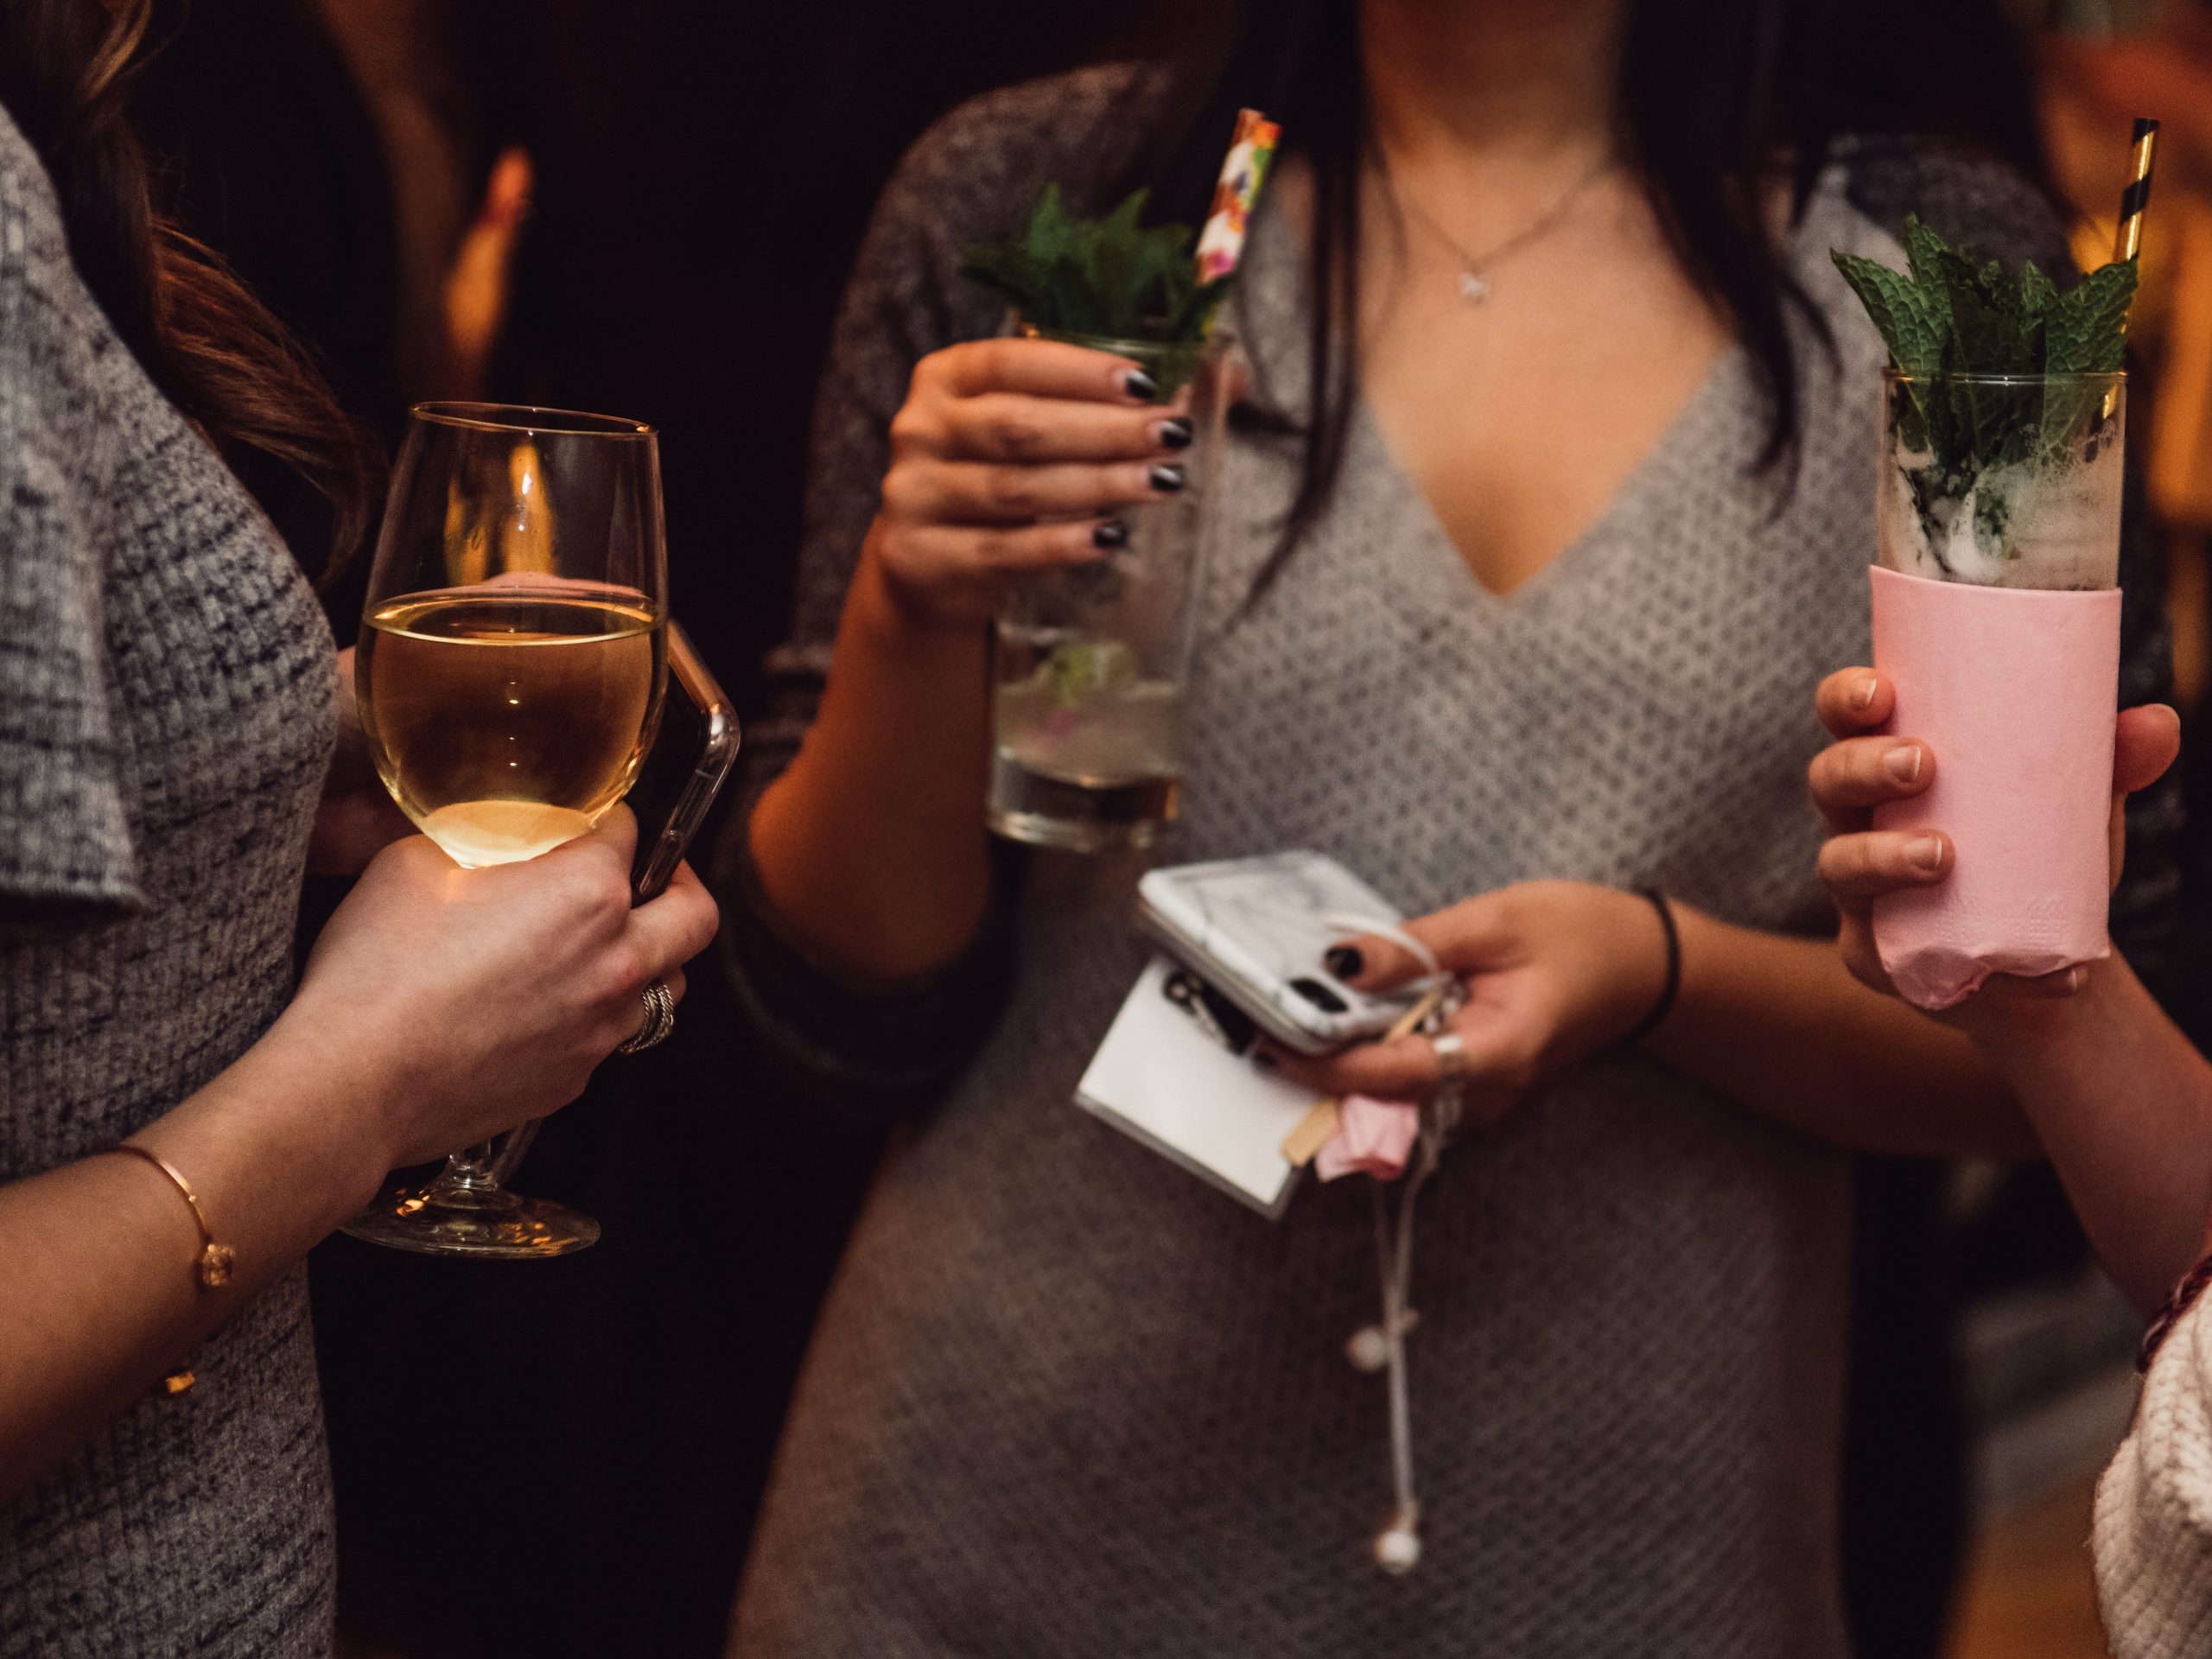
[{"left": 1808, "top": 670, "right": 2177, "bottom": 1011}]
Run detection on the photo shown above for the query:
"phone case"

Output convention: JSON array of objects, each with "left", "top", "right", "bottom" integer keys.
[
  {"left": 627, "top": 622, "right": 740, "bottom": 903},
  {"left": 1135, "top": 850, "right": 1420, "bottom": 1054}
]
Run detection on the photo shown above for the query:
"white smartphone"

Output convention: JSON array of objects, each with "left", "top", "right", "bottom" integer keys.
[{"left": 1135, "top": 850, "right": 1425, "bottom": 1056}]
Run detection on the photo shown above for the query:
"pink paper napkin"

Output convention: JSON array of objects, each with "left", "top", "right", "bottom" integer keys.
[
  {"left": 1315, "top": 1095, "right": 1422, "bottom": 1182},
  {"left": 1868, "top": 565, "right": 2120, "bottom": 1010}
]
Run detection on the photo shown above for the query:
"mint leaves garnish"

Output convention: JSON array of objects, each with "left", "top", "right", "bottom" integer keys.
[
  {"left": 962, "top": 186, "right": 1232, "bottom": 349},
  {"left": 1833, "top": 214, "right": 2137, "bottom": 381},
  {"left": 1833, "top": 216, "right": 2135, "bottom": 573}
]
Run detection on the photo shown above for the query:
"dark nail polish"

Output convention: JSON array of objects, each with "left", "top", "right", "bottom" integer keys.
[
  {"left": 1158, "top": 416, "right": 1194, "bottom": 449},
  {"left": 1251, "top": 1051, "right": 1279, "bottom": 1071},
  {"left": 1123, "top": 368, "right": 1160, "bottom": 401},
  {"left": 1324, "top": 944, "right": 1364, "bottom": 981},
  {"left": 1148, "top": 463, "right": 1185, "bottom": 493},
  {"left": 1091, "top": 518, "right": 1128, "bottom": 550}
]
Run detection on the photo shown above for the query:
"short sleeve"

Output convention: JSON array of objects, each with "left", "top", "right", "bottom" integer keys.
[{"left": 0, "top": 124, "right": 141, "bottom": 918}]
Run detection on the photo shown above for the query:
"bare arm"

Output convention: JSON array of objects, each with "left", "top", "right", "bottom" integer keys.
[
  {"left": 0, "top": 818, "right": 719, "bottom": 1501},
  {"left": 1810, "top": 666, "right": 2206, "bottom": 1307},
  {"left": 1270, "top": 876, "right": 2028, "bottom": 1157},
  {"left": 1970, "top": 958, "right": 2212, "bottom": 1310},
  {"left": 749, "top": 338, "right": 1188, "bottom": 979},
  {"left": 1650, "top": 906, "right": 2028, "bottom": 1156}
]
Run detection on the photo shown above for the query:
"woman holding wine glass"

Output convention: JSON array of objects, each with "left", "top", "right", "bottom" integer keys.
[{"left": 0, "top": 4, "right": 717, "bottom": 1653}]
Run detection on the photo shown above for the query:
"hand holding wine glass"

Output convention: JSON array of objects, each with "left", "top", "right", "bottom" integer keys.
[
  {"left": 346, "top": 403, "right": 687, "bottom": 1255},
  {"left": 289, "top": 806, "right": 716, "bottom": 1175}
]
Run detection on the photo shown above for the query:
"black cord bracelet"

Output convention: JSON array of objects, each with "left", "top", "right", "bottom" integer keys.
[{"left": 1618, "top": 887, "right": 1681, "bottom": 1049}]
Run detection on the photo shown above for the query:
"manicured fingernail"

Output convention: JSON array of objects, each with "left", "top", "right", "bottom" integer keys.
[
  {"left": 1123, "top": 369, "right": 1160, "bottom": 401},
  {"left": 1157, "top": 416, "right": 1193, "bottom": 449},
  {"left": 1091, "top": 518, "right": 1128, "bottom": 550},
  {"left": 1885, "top": 746, "right": 1922, "bottom": 785},
  {"left": 1324, "top": 944, "right": 1364, "bottom": 980},
  {"left": 1907, "top": 836, "right": 1945, "bottom": 871},
  {"left": 1853, "top": 675, "right": 1879, "bottom": 710},
  {"left": 1148, "top": 463, "right": 1185, "bottom": 493}
]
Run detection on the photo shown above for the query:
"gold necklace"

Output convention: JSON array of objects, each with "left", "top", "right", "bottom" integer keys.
[{"left": 1387, "top": 154, "right": 1616, "bottom": 303}]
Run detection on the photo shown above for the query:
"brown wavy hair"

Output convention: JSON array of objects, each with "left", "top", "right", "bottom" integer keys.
[{"left": 0, "top": 0, "right": 377, "bottom": 568}]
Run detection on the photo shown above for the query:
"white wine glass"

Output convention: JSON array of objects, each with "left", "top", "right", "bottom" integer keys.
[{"left": 342, "top": 403, "right": 669, "bottom": 1257}]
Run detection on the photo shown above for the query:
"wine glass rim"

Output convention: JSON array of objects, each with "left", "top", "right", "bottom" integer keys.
[{"left": 410, "top": 401, "right": 658, "bottom": 438}]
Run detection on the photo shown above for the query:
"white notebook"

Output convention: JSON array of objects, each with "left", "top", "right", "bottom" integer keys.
[{"left": 1076, "top": 955, "right": 1319, "bottom": 1219}]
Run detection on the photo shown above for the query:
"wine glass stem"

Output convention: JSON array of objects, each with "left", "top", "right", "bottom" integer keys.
[{"left": 420, "top": 1119, "right": 542, "bottom": 1207}]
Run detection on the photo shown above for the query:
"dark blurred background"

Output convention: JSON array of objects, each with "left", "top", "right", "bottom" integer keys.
[{"left": 127, "top": 2, "right": 2212, "bottom": 1656}]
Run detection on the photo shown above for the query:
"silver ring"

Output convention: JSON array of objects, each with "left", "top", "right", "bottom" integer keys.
[
  {"left": 617, "top": 979, "right": 676, "bottom": 1054},
  {"left": 1429, "top": 1029, "right": 1470, "bottom": 1085}
]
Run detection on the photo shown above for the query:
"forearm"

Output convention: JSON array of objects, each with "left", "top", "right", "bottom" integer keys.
[
  {"left": 1970, "top": 957, "right": 2212, "bottom": 1311},
  {"left": 1646, "top": 906, "right": 2032, "bottom": 1158},
  {"left": 0, "top": 1011, "right": 386, "bottom": 1499},
  {"left": 750, "top": 549, "right": 995, "bottom": 979}
]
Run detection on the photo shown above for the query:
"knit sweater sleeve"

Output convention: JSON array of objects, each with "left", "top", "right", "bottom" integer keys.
[
  {"left": 0, "top": 124, "right": 141, "bottom": 922},
  {"left": 711, "top": 65, "right": 1162, "bottom": 1125},
  {"left": 2097, "top": 1295, "right": 2212, "bottom": 1657},
  {"left": 1843, "top": 137, "right": 2183, "bottom": 983}
]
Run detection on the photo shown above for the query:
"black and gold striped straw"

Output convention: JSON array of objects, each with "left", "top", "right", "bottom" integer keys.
[{"left": 2114, "top": 118, "right": 2159, "bottom": 264}]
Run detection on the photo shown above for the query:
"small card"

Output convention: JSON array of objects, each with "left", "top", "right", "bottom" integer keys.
[{"left": 1076, "top": 955, "right": 1320, "bottom": 1218}]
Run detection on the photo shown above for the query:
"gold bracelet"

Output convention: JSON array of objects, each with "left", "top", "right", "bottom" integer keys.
[{"left": 104, "top": 1144, "right": 236, "bottom": 1290}]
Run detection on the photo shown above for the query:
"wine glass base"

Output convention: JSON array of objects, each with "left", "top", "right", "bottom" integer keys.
[{"left": 339, "top": 1184, "right": 601, "bottom": 1258}]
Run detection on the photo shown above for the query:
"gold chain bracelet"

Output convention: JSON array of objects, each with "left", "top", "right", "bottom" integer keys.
[{"left": 103, "top": 1144, "right": 236, "bottom": 1290}]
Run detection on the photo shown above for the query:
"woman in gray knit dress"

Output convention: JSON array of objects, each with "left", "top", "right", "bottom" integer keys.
[
  {"left": 0, "top": 7, "right": 717, "bottom": 1653},
  {"left": 722, "top": 2, "right": 2174, "bottom": 1654}
]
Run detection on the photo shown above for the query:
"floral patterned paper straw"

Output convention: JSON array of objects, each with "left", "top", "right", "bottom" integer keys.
[{"left": 1192, "top": 107, "right": 1281, "bottom": 286}]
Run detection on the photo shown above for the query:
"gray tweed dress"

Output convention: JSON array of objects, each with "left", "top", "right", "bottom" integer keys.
[
  {"left": 720, "top": 68, "right": 2177, "bottom": 1657},
  {"left": 0, "top": 105, "right": 339, "bottom": 1655}
]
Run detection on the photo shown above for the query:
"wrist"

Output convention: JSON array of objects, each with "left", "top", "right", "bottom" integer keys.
[
  {"left": 1616, "top": 887, "right": 1681, "bottom": 1048},
  {"left": 849, "top": 531, "right": 982, "bottom": 650},
  {"left": 236, "top": 1001, "right": 415, "bottom": 1212}
]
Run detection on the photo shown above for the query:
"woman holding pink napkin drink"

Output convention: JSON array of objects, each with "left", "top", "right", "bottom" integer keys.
[
  {"left": 720, "top": 0, "right": 2176, "bottom": 1652},
  {"left": 1810, "top": 674, "right": 2212, "bottom": 1659}
]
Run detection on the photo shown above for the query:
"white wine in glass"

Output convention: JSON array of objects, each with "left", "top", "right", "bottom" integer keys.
[
  {"left": 359, "top": 586, "right": 663, "bottom": 868},
  {"left": 344, "top": 403, "right": 669, "bottom": 1258}
]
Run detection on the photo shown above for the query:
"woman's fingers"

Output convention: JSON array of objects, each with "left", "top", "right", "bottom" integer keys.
[
  {"left": 921, "top": 337, "right": 1160, "bottom": 404},
  {"left": 896, "top": 518, "right": 1127, "bottom": 580},
  {"left": 886, "top": 457, "right": 1183, "bottom": 524},
  {"left": 1818, "top": 829, "right": 1952, "bottom": 898},
  {"left": 938, "top": 394, "right": 1192, "bottom": 464},
  {"left": 626, "top": 859, "right": 721, "bottom": 981},
  {"left": 1808, "top": 735, "right": 1934, "bottom": 819},
  {"left": 1815, "top": 669, "right": 1893, "bottom": 739},
  {"left": 2115, "top": 702, "right": 2182, "bottom": 796},
  {"left": 1270, "top": 1015, "right": 1524, "bottom": 1103}
]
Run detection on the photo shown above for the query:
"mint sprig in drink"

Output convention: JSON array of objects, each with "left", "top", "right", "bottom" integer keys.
[
  {"left": 1831, "top": 137, "right": 2152, "bottom": 1007},
  {"left": 963, "top": 110, "right": 1277, "bottom": 852},
  {"left": 1836, "top": 216, "right": 2134, "bottom": 592}
]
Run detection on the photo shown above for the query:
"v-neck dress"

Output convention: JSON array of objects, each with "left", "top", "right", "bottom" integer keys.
[{"left": 718, "top": 66, "right": 2178, "bottom": 1658}]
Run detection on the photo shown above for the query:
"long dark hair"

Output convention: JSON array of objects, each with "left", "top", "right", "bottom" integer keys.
[
  {"left": 0, "top": 0, "right": 376, "bottom": 566},
  {"left": 1118, "top": 0, "right": 2050, "bottom": 584}
]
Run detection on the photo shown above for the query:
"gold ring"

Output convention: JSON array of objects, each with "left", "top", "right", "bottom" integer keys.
[{"left": 617, "top": 979, "right": 677, "bottom": 1054}]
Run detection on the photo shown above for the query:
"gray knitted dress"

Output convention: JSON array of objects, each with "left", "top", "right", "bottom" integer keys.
[
  {"left": 721, "top": 69, "right": 2177, "bottom": 1657},
  {"left": 0, "top": 106, "right": 340, "bottom": 1655}
]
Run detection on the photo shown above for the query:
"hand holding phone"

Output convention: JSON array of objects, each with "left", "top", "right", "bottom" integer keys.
[{"left": 1136, "top": 850, "right": 1428, "bottom": 1055}]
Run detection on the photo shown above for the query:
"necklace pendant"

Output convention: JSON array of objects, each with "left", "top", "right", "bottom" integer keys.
[{"left": 1457, "top": 270, "right": 1491, "bottom": 304}]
